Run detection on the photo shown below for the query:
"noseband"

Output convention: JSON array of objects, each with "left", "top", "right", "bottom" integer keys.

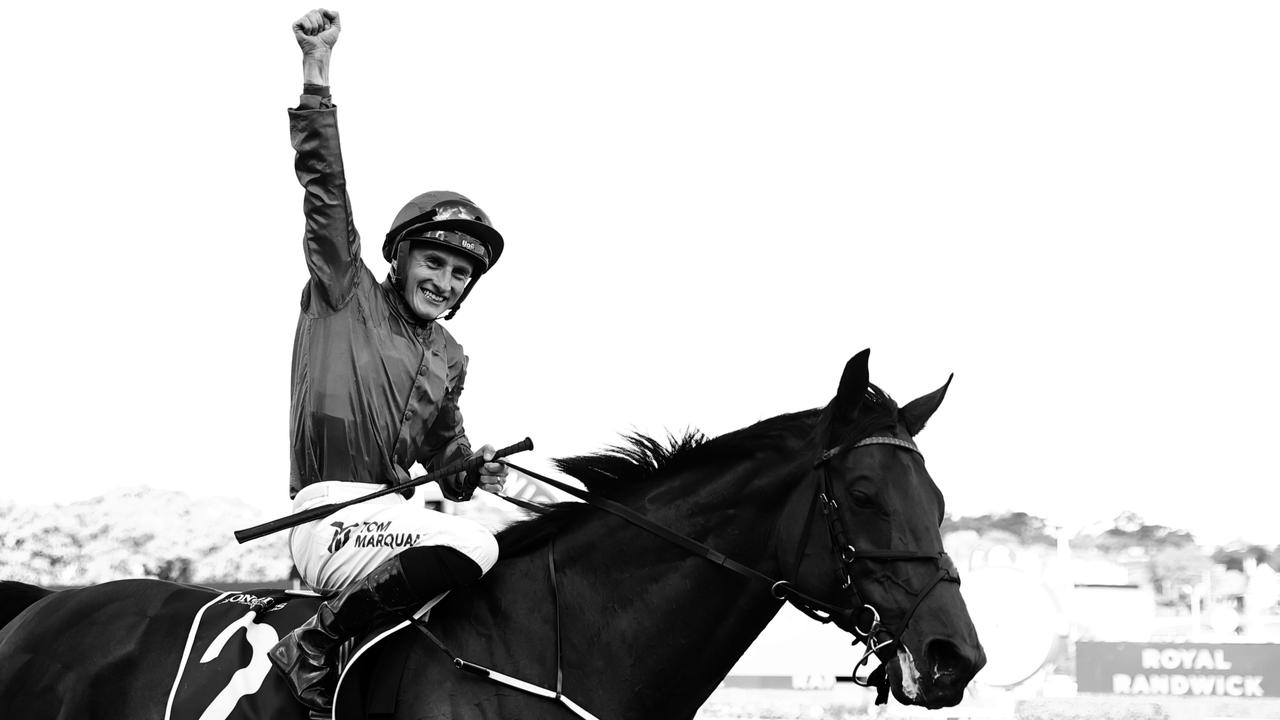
[{"left": 771, "top": 435, "right": 961, "bottom": 693}]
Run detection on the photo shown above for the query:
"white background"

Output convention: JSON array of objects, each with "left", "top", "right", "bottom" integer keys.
[{"left": 3, "top": 2, "right": 1277, "bottom": 544}]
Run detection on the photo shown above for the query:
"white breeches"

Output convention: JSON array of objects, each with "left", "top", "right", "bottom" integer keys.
[{"left": 288, "top": 481, "right": 499, "bottom": 594}]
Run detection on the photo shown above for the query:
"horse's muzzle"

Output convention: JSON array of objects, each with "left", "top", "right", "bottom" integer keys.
[{"left": 888, "top": 636, "right": 986, "bottom": 708}]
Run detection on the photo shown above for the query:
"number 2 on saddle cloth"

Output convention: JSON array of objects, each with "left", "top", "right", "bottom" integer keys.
[{"left": 164, "top": 589, "right": 326, "bottom": 720}]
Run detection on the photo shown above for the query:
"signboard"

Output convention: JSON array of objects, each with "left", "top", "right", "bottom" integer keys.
[{"left": 1078, "top": 642, "right": 1280, "bottom": 698}]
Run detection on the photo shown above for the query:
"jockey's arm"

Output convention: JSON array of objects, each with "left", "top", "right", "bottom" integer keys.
[
  {"left": 290, "top": 9, "right": 362, "bottom": 312},
  {"left": 420, "top": 366, "right": 509, "bottom": 501}
]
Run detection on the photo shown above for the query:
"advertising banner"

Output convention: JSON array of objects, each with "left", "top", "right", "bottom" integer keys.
[{"left": 1077, "top": 642, "right": 1280, "bottom": 698}]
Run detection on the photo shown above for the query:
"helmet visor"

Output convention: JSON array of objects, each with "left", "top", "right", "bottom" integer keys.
[{"left": 398, "top": 228, "right": 491, "bottom": 270}]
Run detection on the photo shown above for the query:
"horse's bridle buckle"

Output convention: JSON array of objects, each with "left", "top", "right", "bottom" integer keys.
[{"left": 770, "top": 580, "right": 792, "bottom": 600}]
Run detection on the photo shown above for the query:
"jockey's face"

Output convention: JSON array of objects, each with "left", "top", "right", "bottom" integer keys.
[{"left": 400, "top": 244, "right": 476, "bottom": 320}]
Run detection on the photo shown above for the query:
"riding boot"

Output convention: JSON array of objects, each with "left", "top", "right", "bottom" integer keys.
[{"left": 268, "top": 555, "right": 420, "bottom": 716}]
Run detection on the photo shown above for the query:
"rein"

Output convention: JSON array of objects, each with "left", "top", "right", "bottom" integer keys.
[{"left": 492, "top": 435, "right": 958, "bottom": 704}]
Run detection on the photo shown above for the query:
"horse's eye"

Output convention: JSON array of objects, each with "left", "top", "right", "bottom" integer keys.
[{"left": 850, "top": 490, "right": 877, "bottom": 509}]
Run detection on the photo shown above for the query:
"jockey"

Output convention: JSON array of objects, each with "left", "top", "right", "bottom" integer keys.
[{"left": 267, "top": 9, "right": 511, "bottom": 716}]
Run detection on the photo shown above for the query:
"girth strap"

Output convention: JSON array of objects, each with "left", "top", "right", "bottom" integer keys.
[{"left": 405, "top": 542, "right": 598, "bottom": 720}]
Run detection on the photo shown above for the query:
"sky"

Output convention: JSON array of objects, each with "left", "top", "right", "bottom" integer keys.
[{"left": 2, "top": 2, "right": 1277, "bottom": 547}]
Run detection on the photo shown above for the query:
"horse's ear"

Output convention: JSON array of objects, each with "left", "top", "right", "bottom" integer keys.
[
  {"left": 901, "top": 374, "right": 953, "bottom": 437},
  {"left": 834, "top": 349, "right": 872, "bottom": 420}
]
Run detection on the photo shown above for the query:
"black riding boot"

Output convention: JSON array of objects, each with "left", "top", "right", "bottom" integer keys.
[
  {"left": 268, "top": 547, "right": 483, "bottom": 717},
  {"left": 268, "top": 555, "right": 418, "bottom": 715}
]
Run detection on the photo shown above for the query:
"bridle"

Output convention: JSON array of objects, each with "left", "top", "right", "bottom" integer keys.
[
  {"left": 495, "top": 431, "right": 959, "bottom": 704},
  {"left": 776, "top": 434, "right": 961, "bottom": 697}
]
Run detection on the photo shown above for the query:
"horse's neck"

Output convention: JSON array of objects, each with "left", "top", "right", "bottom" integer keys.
[{"left": 550, "top": 452, "right": 808, "bottom": 718}]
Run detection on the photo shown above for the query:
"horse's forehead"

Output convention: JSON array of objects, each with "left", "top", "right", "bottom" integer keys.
[{"left": 847, "top": 433, "right": 940, "bottom": 503}]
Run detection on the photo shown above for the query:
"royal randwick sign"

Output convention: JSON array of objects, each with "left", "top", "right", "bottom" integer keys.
[{"left": 1077, "top": 642, "right": 1280, "bottom": 698}]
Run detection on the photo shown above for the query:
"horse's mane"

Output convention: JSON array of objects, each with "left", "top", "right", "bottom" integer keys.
[{"left": 495, "top": 384, "right": 899, "bottom": 559}]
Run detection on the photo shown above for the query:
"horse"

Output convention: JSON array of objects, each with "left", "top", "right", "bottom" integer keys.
[{"left": 0, "top": 349, "right": 985, "bottom": 719}]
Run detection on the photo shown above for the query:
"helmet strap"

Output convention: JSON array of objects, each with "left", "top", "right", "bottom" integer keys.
[{"left": 443, "top": 276, "right": 481, "bottom": 320}]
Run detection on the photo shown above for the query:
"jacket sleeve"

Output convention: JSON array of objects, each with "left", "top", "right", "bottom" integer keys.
[
  {"left": 289, "top": 94, "right": 363, "bottom": 312},
  {"left": 420, "top": 356, "right": 473, "bottom": 470}
]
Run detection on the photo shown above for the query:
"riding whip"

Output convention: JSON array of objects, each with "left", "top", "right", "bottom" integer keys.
[{"left": 233, "top": 437, "right": 533, "bottom": 544}]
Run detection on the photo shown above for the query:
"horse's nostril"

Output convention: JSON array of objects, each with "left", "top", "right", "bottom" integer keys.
[{"left": 926, "top": 638, "right": 966, "bottom": 678}]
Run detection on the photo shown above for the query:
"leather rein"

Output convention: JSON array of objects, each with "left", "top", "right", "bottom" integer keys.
[{"left": 494, "top": 433, "right": 959, "bottom": 702}]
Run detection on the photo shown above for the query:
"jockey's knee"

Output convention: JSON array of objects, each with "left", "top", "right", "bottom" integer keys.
[
  {"left": 435, "top": 516, "right": 498, "bottom": 574},
  {"left": 467, "top": 528, "right": 499, "bottom": 575},
  {"left": 403, "top": 521, "right": 497, "bottom": 577},
  {"left": 397, "top": 542, "right": 492, "bottom": 598}
]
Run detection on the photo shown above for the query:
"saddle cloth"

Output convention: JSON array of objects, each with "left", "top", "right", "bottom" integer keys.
[
  {"left": 163, "top": 587, "right": 420, "bottom": 720},
  {"left": 163, "top": 588, "right": 319, "bottom": 720}
]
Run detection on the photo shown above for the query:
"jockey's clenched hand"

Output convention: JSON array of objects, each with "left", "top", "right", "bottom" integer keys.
[
  {"left": 293, "top": 8, "right": 341, "bottom": 54},
  {"left": 475, "top": 444, "right": 510, "bottom": 495},
  {"left": 440, "top": 444, "right": 508, "bottom": 501}
]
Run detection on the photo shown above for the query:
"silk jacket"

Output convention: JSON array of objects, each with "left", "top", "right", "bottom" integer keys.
[{"left": 288, "top": 93, "right": 471, "bottom": 498}]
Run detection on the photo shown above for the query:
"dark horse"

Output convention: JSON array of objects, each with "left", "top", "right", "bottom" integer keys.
[{"left": 0, "top": 350, "right": 985, "bottom": 718}]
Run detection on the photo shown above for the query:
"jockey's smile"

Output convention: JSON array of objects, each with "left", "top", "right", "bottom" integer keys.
[{"left": 401, "top": 244, "right": 476, "bottom": 321}]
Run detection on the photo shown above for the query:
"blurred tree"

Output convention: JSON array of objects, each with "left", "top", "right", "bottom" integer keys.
[
  {"left": 1150, "top": 546, "right": 1212, "bottom": 606},
  {"left": 1066, "top": 512, "right": 1207, "bottom": 607},
  {"left": 146, "top": 557, "right": 194, "bottom": 583},
  {"left": 1081, "top": 511, "right": 1197, "bottom": 553},
  {"left": 1212, "top": 544, "right": 1277, "bottom": 572},
  {"left": 942, "top": 512, "right": 1056, "bottom": 546}
]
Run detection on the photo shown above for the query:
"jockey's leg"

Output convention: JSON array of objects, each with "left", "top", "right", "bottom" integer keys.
[
  {"left": 268, "top": 546, "right": 480, "bottom": 715},
  {"left": 285, "top": 481, "right": 500, "bottom": 594},
  {"left": 268, "top": 482, "right": 499, "bottom": 716}
]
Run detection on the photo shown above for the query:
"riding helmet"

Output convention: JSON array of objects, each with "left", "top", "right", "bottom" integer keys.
[{"left": 383, "top": 191, "right": 504, "bottom": 272}]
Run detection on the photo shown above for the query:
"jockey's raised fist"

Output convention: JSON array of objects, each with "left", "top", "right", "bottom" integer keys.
[{"left": 294, "top": 8, "right": 340, "bottom": 55}]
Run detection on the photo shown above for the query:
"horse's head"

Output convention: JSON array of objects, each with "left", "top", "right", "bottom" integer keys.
[{"left": 777, "top": 349, "right": 985, "bottom": 708}]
